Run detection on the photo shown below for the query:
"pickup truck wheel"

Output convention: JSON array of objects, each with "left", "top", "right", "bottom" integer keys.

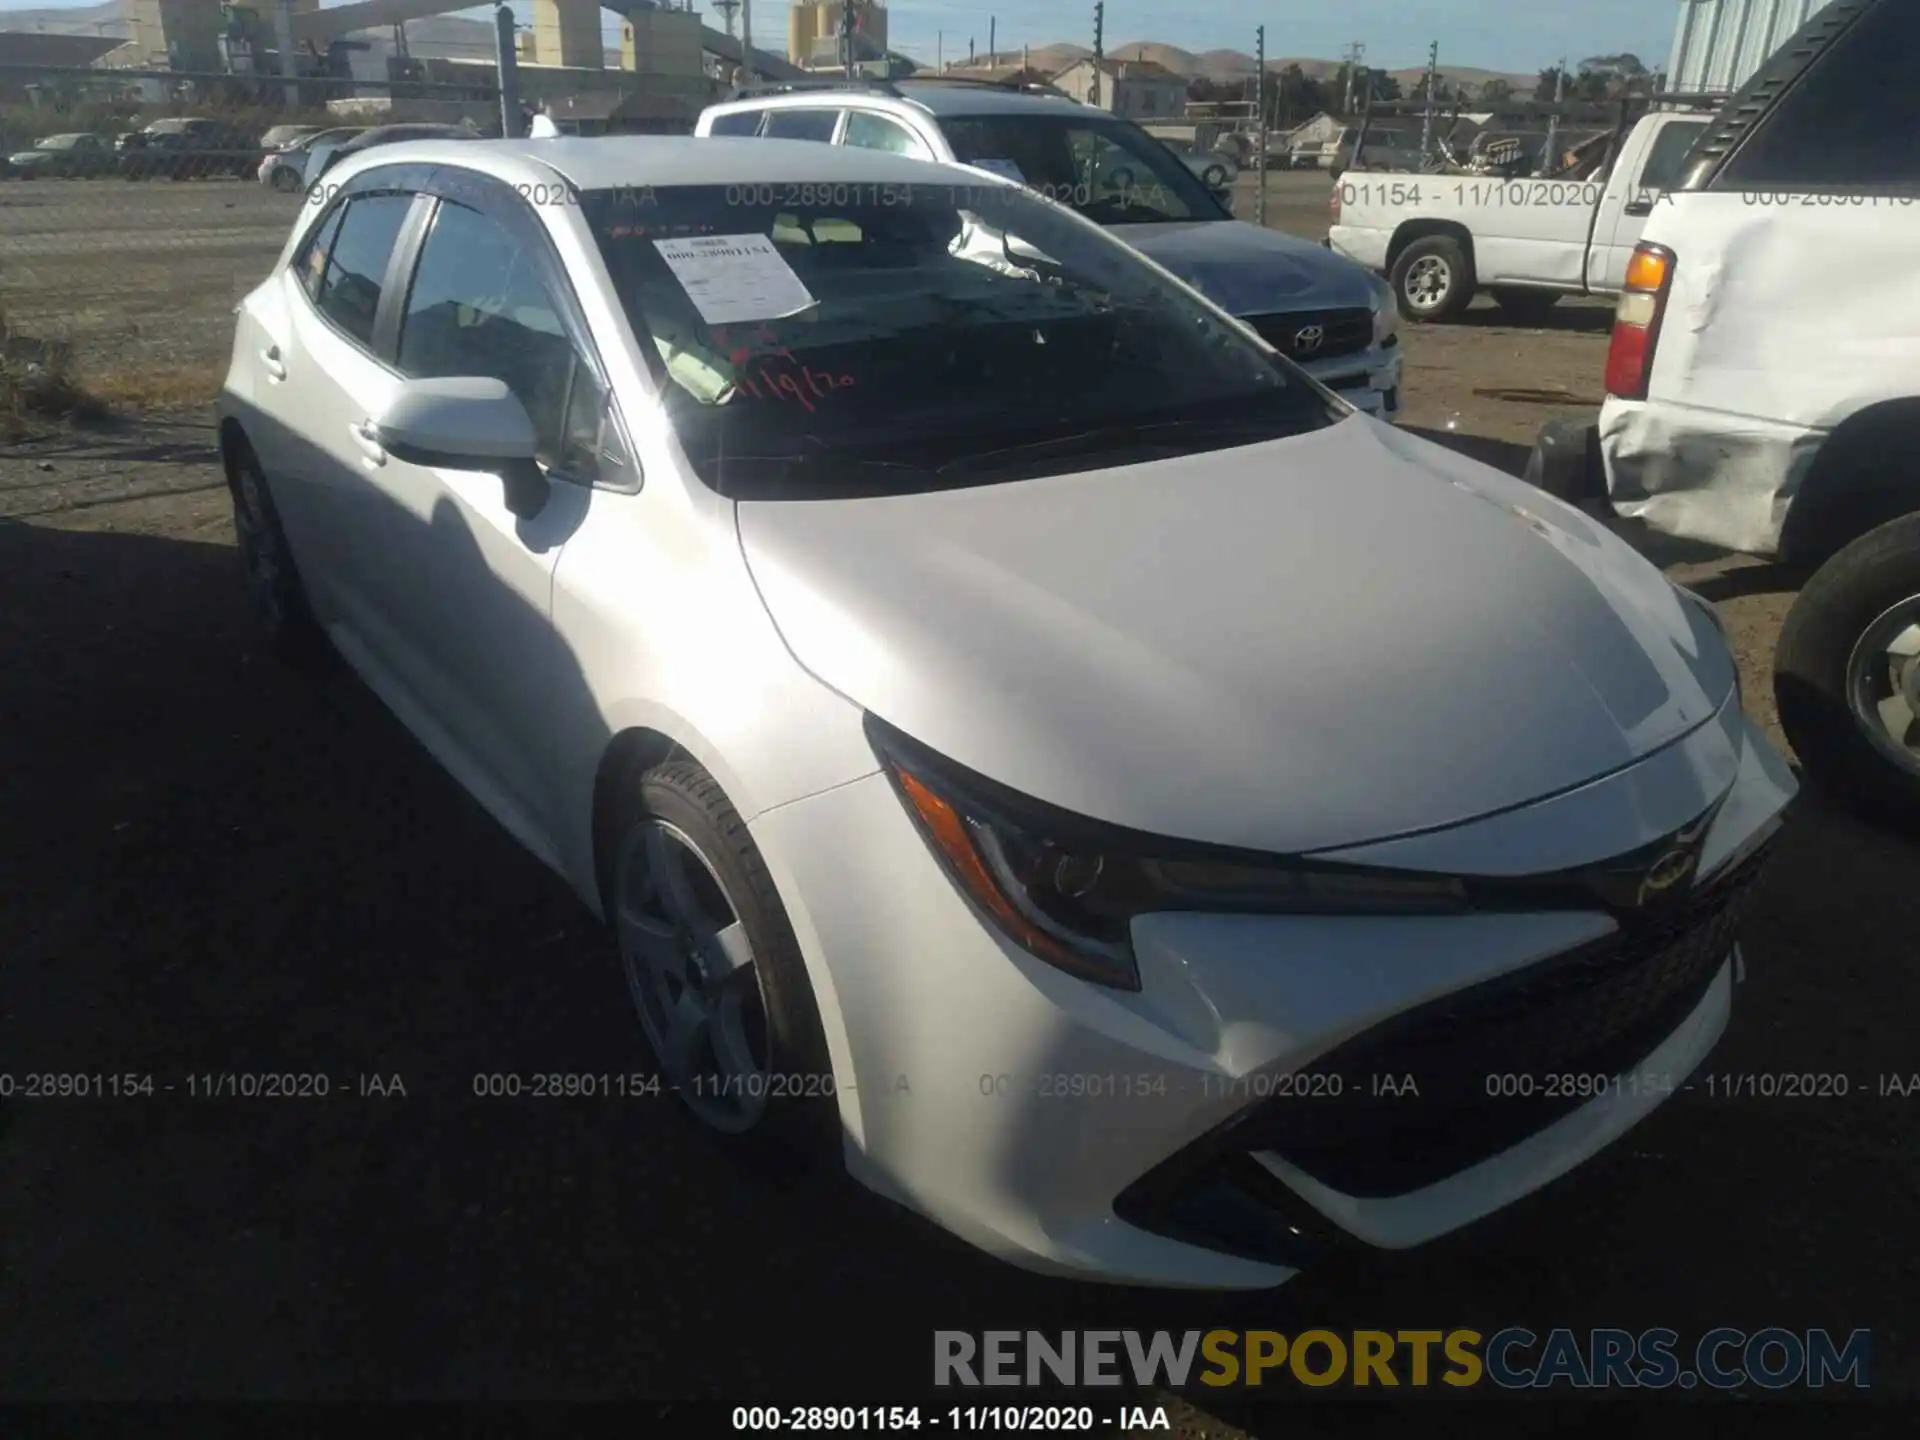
[
  {"left": 1775, "top": 510, "right": 1920, "bottom": 835},
  {"left": 1491, "top": 288, "right": 1561, "bottom": 324},
  {"left": 1390, "top": 236, "right": 1473, "bottom": 322}
]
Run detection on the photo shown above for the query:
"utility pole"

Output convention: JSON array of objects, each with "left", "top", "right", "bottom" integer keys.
[
  {"left": 1546, "top": 57, "right": 1565, "bottom": 171},
  {"left": 988, "top": 17, "right": 995, "bottom": 63},
  {"left": 842, "top": 0, "right": 856, "bottom": 77},
  {"left": 1419, "top": 40, "right": 1438, "bottom": 165},
  {"left": 937, "top": 30, "right": 942, "bottom": 71},
  {"left": 1091, "top": 1, "right": 1103, "bottom": 109},
  {"left": 714, "top": 0, "right": 738, "bottom": 39},
  {"left": 494, "top": 3, "right": 520, "bottom": 137},
  {"left": 968, "top": 36, "right": 975, "bottom": 62},
  {"left": 273, "top": 0, "right": 297, "bottom": 107},
  {"left": 1342, "top": 40, "right": 1364, "bottom": 114},
  {"left": 1253, "top": 24, "right": 1266, "bottom": 226},
  {"left": 739, "top": 0, "right": 753, "bottom": 86}
]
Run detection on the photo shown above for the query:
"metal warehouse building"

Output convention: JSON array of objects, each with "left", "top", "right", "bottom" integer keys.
[{"left": 1666, "top": 0, "right": 1825, "bottom": 91}]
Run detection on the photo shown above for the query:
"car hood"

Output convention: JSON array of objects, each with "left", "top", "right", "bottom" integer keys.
[
  {"left": 1117, "top": 219, "right": 1375, "bottom": 316},
  {"left": 736, "top": 416, "right": 1738, "bottom": 855}
]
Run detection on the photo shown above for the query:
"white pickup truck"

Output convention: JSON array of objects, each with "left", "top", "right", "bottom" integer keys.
[{"left": 1325, "top": 109, "right": 1714, "bottom": 323}]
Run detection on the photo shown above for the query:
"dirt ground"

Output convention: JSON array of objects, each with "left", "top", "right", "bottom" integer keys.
[{"left": 2, "top": 170, "right": 1917, "bottom": 1431}]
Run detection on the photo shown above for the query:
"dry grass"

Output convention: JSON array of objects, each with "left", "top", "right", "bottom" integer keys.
[
  {"left": 0, "top": 311, "right": 104, "bottom": 441},
  {"left": 81, "top": 361, "right": 226, "bottom": 411},
  {"left": 1, "top": 307, "right": 220, "bottom": 439}
]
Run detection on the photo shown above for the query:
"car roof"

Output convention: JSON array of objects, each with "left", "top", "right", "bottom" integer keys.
[
  {"left": 327, "top": 135, "right": 1010, "bottom": 193},
  {"left": 710, "top": 82, "right": 1100, "bottom": 123}
]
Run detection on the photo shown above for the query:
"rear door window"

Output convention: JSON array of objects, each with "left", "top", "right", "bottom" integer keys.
[
  {"left": 1718, "top": 0, "right": 1920, "bottom": 191},
  {"left": 311, "top": 192, "right": 412, "bottom": 348},
  {"left": 842, "top": 111, "right": 931, "bottom": 159},
  {"left": 763, "top": 108, "right": 841, "bottom": 143},
  {"left": 708, "top": 109, "right": 764, "bottom": 137}
]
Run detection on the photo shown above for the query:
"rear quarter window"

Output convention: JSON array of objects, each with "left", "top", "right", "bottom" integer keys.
[
  {"left": 1717, "top": 0, "right": 1920, "bottom": 191},
  {"left": 707, "top": 109, "right": 763, "bottom": 137}
]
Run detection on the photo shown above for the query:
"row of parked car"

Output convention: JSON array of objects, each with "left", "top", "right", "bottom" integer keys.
[{"left": 0, "top": 118, "right": 411, "bottom": 184}]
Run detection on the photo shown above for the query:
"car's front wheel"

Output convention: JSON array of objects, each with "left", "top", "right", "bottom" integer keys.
[
  {"left": 270, "top": 165, "right": 302, "bottom": 192},
  {"left": 1775, "top": 510, "right": 1920, "bottom": 835},
  {"left": 608, "top": 760, "right": 839, "bottom": 1164}
]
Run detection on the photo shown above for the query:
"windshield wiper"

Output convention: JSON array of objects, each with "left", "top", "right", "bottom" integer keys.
[{"left": 934, "top": 415, "right": 1303, "bottom": 478}]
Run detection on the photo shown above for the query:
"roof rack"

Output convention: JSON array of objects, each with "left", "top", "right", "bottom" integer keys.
[
  {"left": 723, "top": 73, "right": 1075, "bottom": 104},
  {"left": 897, "top": 74, "right": 1074, "bottom": 100},
  {"left": 724, "top": 77, "right": 903, "bottom": 101}
]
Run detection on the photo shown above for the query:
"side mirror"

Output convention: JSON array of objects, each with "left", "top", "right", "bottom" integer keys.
[{"left": 375, "top": 376, "right": 548, "bottom": 519}]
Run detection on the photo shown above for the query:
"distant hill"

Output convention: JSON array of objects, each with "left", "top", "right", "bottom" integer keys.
[
  {"left": 9, "top": 6, "right": 1541, "bottom": 95},
  {"left": 977, "top": 39, "right": 1536, "bottom": 94}
]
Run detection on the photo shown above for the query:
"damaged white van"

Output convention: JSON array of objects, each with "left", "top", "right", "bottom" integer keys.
[{"left": 1527, "top": 0, "right": 1920, "bottom": 831}]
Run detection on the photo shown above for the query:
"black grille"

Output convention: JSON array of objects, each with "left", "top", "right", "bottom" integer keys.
[
  {"left": 1240, "top": 846, "right": 1773, "bottom": 1198},
  {"left": 1248, "top": 308, "right": 1372, "bottom": 363}
]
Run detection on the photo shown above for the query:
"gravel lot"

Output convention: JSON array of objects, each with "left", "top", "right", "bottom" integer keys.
[{"left": 2, "top": 170, "right": 1917, "bottom": 1429}]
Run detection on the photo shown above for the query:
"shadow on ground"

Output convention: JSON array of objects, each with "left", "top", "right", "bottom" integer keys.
[{"left": 1, "top": 517, "right": 1915, "bottom": 1417}]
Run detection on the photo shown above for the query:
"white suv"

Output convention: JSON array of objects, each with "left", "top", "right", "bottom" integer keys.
[
  {"left": 696, "top": 79, "right": 1405, "bottom": 419},
  {"left": 1525, "top": 0, "right": 1920, "bottom": 830}
]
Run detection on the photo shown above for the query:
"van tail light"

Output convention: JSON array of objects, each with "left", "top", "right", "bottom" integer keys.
[{"left": 1604, "top": 243, "right": 1676, "bottom": 400}]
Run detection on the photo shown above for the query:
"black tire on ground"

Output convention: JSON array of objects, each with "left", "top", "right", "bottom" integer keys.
[
  {"left": 1775, "top": 509, "right": 1920, "bottom": 836},
  {"left": 1202, "top": 163, "right": 1229, "bottom": 187},
  {"left": 1491, "top": 287, "right": 1562, "bottom": 324},
  {"left": 225, "top": 437, "right": 330, "bottom": 668},
  {"left": 608, "top": 760, "right": 840, "bottom": 1168},
  {"left": 270, "top": 166, "right": 302, "bottom": 192},
  {"left": 1389, "top": 234, "right": 1475, "bottom": 323}
]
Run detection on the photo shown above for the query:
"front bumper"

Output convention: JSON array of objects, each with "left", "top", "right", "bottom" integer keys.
[{"left": 751, "top": 695, "right": 1795, "bottom": 1288}]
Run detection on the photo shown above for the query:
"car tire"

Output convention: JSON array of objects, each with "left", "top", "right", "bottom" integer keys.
[
  {"left": 1491, "top": 287, "right": 1561, "bottom": 324},
  {"left": 605, "top": 760, "right": 840, "bottom": 1169},
  {"left": 226, "top": 438, "right": 329, "bottom": 668},
  {"left": 270, "top": 166, "right": 301, "bottom": 193},
  {"left": 1202, "top": 162, "right": 1229, "bottom": 187},
  {"left": 1390, "top": 235, "right": 1474, "bottom": 322},
  {"left": 1775, "top": 509, "right": 1920, "bottom": 836}
]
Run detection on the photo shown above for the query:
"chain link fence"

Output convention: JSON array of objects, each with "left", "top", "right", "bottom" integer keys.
[{"left": 1, "top": 65, "right": 502, "bottom": 409}]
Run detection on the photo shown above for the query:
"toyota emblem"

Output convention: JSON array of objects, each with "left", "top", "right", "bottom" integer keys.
[{"left": 1292, "top": 324, "right": 1326, "bottom": 355}]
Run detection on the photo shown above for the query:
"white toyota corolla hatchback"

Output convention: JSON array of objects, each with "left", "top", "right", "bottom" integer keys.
[{"left": 218, "top": 137, "right": 1796, "bottom": 1289}]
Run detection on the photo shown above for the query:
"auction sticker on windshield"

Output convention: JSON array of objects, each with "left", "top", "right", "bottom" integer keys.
[{"left": 653, "top": 233, "right": 817, "bottom": 325}]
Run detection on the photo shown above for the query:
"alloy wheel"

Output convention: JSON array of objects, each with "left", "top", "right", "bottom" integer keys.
[
  {"left": 613, "top": 819, "right": 771, "bottom": 1133},
  {"left": 1845, "top": 592, "right": 1920, "bottom": 780},
  {"left": 232, "top": 463, "right": 287, "bottom": 630},
  {"left": 1403, "top": 255, "right": 1452, "bottom": 313}
]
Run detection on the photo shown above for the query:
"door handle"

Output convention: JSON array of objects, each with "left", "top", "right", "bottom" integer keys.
[
  {"left": 1623, "top": 196, "right": 1654, "bottom": 217},
  {"left": 349, "top": 419, "right": 386, "bottom": 466},
  {"left": 260, "top": 346, "right": 287, "bottom": 381}
]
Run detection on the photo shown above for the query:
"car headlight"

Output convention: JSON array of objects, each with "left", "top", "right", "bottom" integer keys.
[
  {"left": 866, "top": 716, "right": 1469, "bottom": 991},
  {"left": 1367, "top": 275, "right": 1399, "bottom": 346}
]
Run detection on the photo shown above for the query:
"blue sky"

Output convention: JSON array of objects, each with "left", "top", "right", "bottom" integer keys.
[
  {"left": 871, "top": 0, "right": 1679, "bottom": 72},
  {"left": 21, "top": 0, "right": 1683, "bottom": 75}
]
